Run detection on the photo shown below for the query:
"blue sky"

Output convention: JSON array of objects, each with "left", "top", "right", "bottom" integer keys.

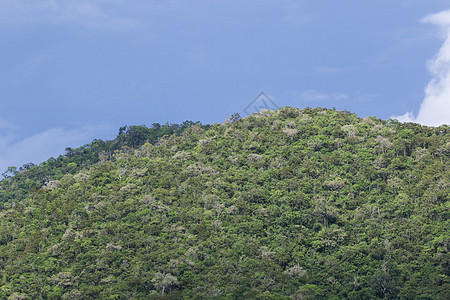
[{"left": 0, "top": 0, "right": 449, "bottom": 172}]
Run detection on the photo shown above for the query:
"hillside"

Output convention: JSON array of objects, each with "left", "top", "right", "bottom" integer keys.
[
  {"left": 0, "top": 107, "right": 448, "bottom": 299},
  {"left": 0, "top": 121, "right": 210, "bottom": 207}
]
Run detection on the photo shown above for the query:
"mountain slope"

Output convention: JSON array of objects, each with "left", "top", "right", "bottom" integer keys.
[
  {"left": 0, "top": 121, "right": 210, "bottom": 207},
  {"left": 0, "top": 107, "right": 448, "bottom": 299}
]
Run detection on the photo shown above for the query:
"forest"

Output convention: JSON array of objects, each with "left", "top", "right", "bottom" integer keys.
[{"left": 0, "top": 107, "right": 448, "bottom": 299}]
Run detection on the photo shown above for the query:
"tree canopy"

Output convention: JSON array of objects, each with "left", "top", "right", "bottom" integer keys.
[{"left": 0, "top": 107, "right": 448, "bottom": 299}]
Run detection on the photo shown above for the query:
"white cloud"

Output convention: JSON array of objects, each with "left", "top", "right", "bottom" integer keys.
[
  {"left": 392, "top": 10, "right": 450, "bottom": 126},
  {"left": 0, "top": 0, "right": 142, "bottom": 30},
  {"left": 0, "top": 124, "right": 111, "bottom": 173}
]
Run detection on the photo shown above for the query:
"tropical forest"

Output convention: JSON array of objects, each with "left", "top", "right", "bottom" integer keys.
[{"left": 0, "top": 107, "right": 448, "bottom": 299}]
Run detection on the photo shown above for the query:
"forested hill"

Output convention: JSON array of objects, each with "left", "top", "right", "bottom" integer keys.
[
  {"left": 0, "top": 121, "right": 210, "bottom": 206},
  {"left": 0, "top": 107, "right": 448, "bottom": 299}
]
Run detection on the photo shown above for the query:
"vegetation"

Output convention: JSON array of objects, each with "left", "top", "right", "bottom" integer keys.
[
  {"left": 0, "top": 107, "right": 448, "bottom": 299},
  {"left": 0, "top": 121, "right": 210, "bottom": 207}
]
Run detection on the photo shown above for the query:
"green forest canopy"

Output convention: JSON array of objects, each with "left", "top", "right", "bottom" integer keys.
[{"left": 0, "top": 107, "right": 448, "bottom": 299}]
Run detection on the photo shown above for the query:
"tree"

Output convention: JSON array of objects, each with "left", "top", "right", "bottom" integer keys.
[
  {"left": 151, "top": 272, "right": 179, "bottom": 294},
  {"left": 2, "top": 166, "right": 18, "bottom": 179}
]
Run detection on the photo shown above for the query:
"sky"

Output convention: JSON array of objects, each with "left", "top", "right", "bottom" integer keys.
[{"left": 0, "top": 0, "right": 449, "bottom": 172}]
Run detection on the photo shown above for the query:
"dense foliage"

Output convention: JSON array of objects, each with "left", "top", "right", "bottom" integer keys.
[
  {"left": 0, "top": 107, "right": 448, "bottom": 299},
  {"left": 0, "top": 121, "right": 210, "bottom": 206}
]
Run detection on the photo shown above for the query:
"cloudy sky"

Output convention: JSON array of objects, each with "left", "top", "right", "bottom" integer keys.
[{"left": 0, "top": 0, "right": 449, "bottom": 172}]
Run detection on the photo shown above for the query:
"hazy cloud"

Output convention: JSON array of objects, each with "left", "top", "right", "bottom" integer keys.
[
  {"left": 315, "top": 66, "right": 355, "bottom": 75},
  {"left": 0, "top": 0, "right": 142, "bottom": 30},
  {"left": 0, "top": 124, "right": 111, "bottom": 173},
  {"left": 393, "top": 10, "right": 450, "bottom": 126},
  {"left": 0, "top": 1, "right": 313, "bottom": 31},
  {"left": 0, "top": 119, "right": 16, "bottom": 131},
  {"left": 298, "top": 90, "right": 349, "bottom": 102}
]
